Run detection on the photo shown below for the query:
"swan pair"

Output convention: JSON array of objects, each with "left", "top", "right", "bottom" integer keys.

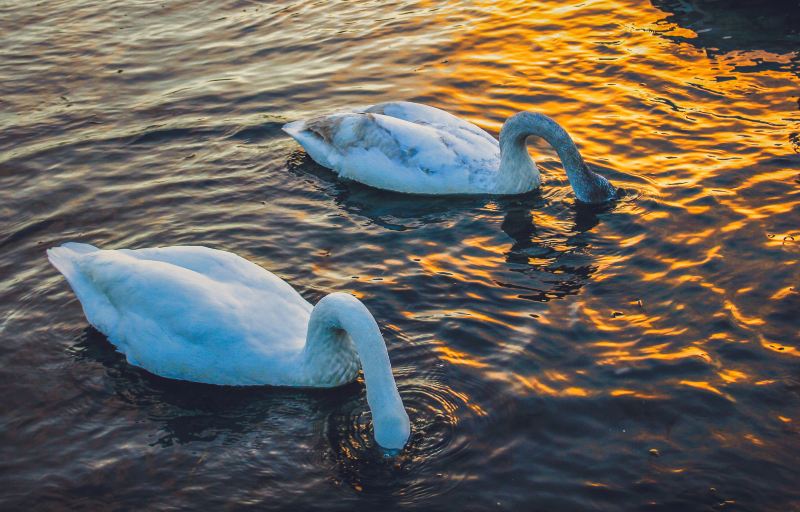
[{"left": 49, "top": 102, "right": 617, "bottom": 451}]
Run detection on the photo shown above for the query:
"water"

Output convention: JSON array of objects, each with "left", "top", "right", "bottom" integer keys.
[{"left": 1, "top": 0, "right": 798, "bottom": 509}]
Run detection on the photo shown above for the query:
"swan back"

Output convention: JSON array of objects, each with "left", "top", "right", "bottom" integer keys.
[
  {"left": 366, "top": 101, "right": 498, "bottom": 147},
  {"left": 48, "top": 244, "right": 314, "bottom": 385},
  {"left": 283, "top": 103, "right": 504, "bottom": 194}
]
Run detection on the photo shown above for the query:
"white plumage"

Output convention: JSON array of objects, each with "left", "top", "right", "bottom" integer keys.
[
  {"left": 283, "top": 101, "right": 617, "bottom": 203},
  {"left": 48, "top": 242, "right": 410, "bottom": 449}
]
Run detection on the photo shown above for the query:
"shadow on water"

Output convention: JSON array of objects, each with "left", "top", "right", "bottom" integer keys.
[
  {"left": 69, "top": 327, "right": 359, "bottom": 447},
  {"left": 285, "top": 150, "right": 506, "bottom": 231},
  {"left": 651, "top": 0, "right": 800, "bottom": 63},
  {"left": 285, "top": 149, "right": 630, "bottom": 309},
  {"left": 285, "top": 149, "right": 622, "bottom": 232},
  {"left": 68, "top": 326, "right": 491, "bottom": 505},
  {"left": 497, "top": 197, "right": 623, "bottom": 304}
]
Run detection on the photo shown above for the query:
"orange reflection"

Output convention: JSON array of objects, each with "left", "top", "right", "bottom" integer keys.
[
  {"left": 595, "top": 343, "right": 710, "bottom": 366},
  {"left": 450, "top": 388, "right": 489, "bottom": 417},
  {"left": 717, "top": 369, "right": 748, "bottom": 384},
  {"left": 416, "top": 0, "right": 796, "bottom": 180},
  {"left": 770, "top": 286, "right": 797, "bottom": 301},
  {"left": 744, "top": 433, "right": 764, "bottom": 447},
  {"left": 760, "top": 339, "right": 798, "bottom": 357},
  {"left": 374, "top": 0, "right": 798, "bottom": 412},
  {"left": 679, "top": 380, "right": 733, "bottom": 401},
  {"left": 611, "top": 389, "right": 666, "bottom": 400},
  {"left": 480, "top": 371, "right": 597, "bottom": 398},
  {"left": 433, "top": 345, "right": 489, "bottom": 369}
]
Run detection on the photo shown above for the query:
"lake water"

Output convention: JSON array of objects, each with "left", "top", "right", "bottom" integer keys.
[{"left": 1, "top": 0, "right": 799, "bottom": 510}]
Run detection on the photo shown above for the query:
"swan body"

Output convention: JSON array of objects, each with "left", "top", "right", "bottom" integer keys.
[
  {"left": 283, "top": 101, "right": 617, "bottom": 203},
  {"left": 47, "top": 242, "right": 410, "bottom": 449}
]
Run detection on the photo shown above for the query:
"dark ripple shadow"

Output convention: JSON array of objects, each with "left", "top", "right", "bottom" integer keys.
[
  {"left": 285, "top": 149, "right": 640, "bottom": 234},
  {"left": 285, "top": 150, "right": 502, "bottom": 231},
  {"left": 652, "top": 0, "right": 800, "bottom": 67},
  {"left": 285, "top": 150, "right": 629, "bottom": 310},
  {"left": 68, "top": 325, "right": 499, "bottom": 507},
  {"left": 496, "top": 201, "right": 612, "bottom": 302},
  {"left": 321, "top": 373, "right": 502, "bottom": 507},
  {"left": 68, "top": 327, "right": 361, "bottom": 447}
]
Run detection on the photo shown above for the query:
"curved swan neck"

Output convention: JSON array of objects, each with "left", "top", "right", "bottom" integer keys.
[
  {"left": 498, "top": 112, "right": 616, "bottom": 203},
  {"left": 305, "top": 292, "right": 410, "bottom": 450}
]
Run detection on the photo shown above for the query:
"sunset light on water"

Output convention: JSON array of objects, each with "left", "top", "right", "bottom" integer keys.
[{"left": 1, "top": 0, "right": 798, "bottom": 509}]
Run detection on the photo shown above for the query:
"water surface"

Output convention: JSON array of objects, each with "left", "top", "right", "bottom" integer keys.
[{"left": 1, "top": 0, "right": 799, "bottom": 510}]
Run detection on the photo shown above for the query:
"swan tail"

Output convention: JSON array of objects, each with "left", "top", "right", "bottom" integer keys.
[
  {"left": 282, "top": 117, "right": 341, "bottom": 170},
  {"left": 47, "top": 243, "right": 119, "bottom": 336},
  {"left": 47, "top": 243, "right": 99, "bottom": 282},
  {"left": 281, "top": 119, "right": 306, "bottom": 138}
]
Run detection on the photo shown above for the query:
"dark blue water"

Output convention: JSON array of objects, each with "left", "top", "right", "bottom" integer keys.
[{"left": 1, "top": 0, "right": 799, "bottom": 510}]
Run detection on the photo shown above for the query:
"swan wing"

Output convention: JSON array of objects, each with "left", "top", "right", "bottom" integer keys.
[
  {"left": 115, "top": 245, "right": 308, "bottom": 302},
  {"left": 365, "top": 101, "right": 498, "bottom": 147},
  {"left": 284, "top": 109, "right": 500, "bottom": 194},
  {"left": 47, "top": 243, "right": 311, "bottom": 385}
]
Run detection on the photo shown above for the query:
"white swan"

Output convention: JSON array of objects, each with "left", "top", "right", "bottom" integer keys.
[
  {"left": 283, "top": 101, "right": 617, "bottom": 203},
  {"left": 47, "top": 243, "right": 411, "bottom": 450}
]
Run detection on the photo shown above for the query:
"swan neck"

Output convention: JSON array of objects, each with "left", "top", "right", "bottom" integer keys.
[
  {"left": 499, "top": 112, "right": 615, "bottom": 203},
  {"left": 305, "top": 292, "right": 410, "bottom": 450}
]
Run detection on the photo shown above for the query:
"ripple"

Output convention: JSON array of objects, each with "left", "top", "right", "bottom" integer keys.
[
  {"left": 323, "top": 379, "right": 487, "bottom": 503},
  {"left": 2, "top": 0, "right": 799, "bottom": 509}
]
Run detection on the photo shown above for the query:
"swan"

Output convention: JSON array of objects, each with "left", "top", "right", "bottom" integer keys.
[
  {"left": 283, "top": 101, "right": 618, "bottom": 203},
  {"left": 47, "top": 242, "right": 411, "bottom": 450}
]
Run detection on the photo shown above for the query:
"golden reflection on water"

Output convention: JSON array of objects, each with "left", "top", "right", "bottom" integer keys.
[
  {"left": 420, "top": 1, "right": 796, "bottom": 170},
  {"left": 433, "top": 345, "right": 489, "bottom": 369},
  {"left": 3, "top": 0, "right": 798, "bottom": 507},
  {"left": 393, "top": 0, "right": 799, "bottom": 403}
]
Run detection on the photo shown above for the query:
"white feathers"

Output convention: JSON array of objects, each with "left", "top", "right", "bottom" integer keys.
[
  {"left": 284, "top": 101, "right": 617, "bottom": 202},
  {"left": 49, "top": 244, "right": 310, "bottom": 385},
  {"left": 283, "top": 101, "right": 509, "bottom": 195},
  {"left": 48, "top": 243, "right": 411, "bottom": 448}
]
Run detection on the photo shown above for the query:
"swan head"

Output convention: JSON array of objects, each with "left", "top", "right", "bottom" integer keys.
[
  {"left": 373, "top": 408, "right": 411, "bottom": 451},
  {"left": 573, "top": 166, "right": 619, "bottom": 204}
]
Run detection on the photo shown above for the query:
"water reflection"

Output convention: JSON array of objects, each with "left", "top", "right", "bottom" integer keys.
[
  {"left": 323, "top": 381, "right": 481, "bottom": 504},
  {"left": 69, "top": 327, "right": 349, "bottom": 447},
  {"left": 286, "top": 150, "right": 496, "bottom": 231},
  {"left": 498, "top": 198, "right": 622, "bottom": 305},
  {"left": 3, "top": 0, "right": 800, "bottom": 509},
  {"left": 69, "top": 324, "right": 488, "bottom": 504}
]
